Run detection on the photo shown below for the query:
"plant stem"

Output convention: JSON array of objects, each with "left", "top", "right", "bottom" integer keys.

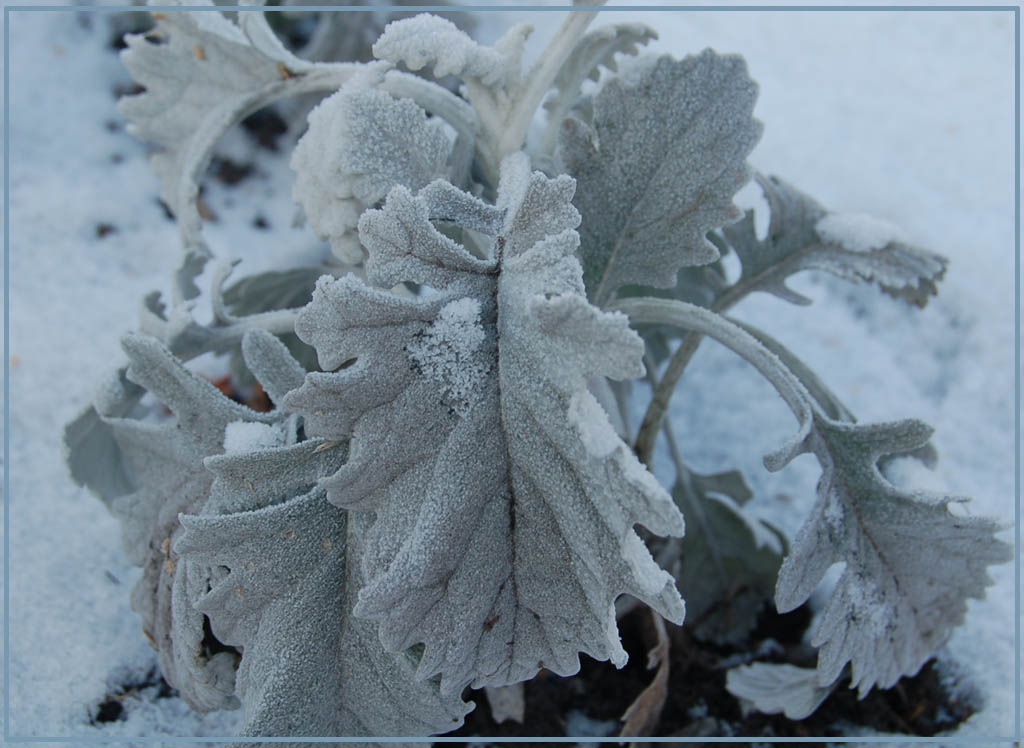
[
  {"left": 497, "top": 5, "right": 605, "bottom": 158},
  {"left": 609, "top": 297, "right": 813, "bottom": 438},
  {"left": 631, "top": 271, "right": 775, "bottom": 466}
]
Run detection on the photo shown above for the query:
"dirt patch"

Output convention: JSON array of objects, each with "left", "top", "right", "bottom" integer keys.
[
  {"left": 89, "top": 665, "right": 177, "bottom": 726},
  {"left": 445, "top": 604, "right": 975, "bottom": 742}
]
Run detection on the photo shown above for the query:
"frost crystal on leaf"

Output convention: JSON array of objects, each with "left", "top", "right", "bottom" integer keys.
[
  {"left": 407, "top": 298, "right": 489, "bottom": 417},
  {"left": 284, "top": 154, "right": 685, "bottom": 695}
]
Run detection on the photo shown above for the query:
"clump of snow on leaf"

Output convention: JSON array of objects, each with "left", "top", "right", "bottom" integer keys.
[
  {"left": 815, "top": 212, "right": 908, "bottom": 253},
  {"left": 408, "top": 297, "right": 489, "bottom": 416},
  {"left": 223, "top": 421, "right": 285, "bottom": 454}
]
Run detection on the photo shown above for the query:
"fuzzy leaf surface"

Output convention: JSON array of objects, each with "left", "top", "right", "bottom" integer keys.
[
  {"left": 70, "top": 334, "right": 278, "bottom": 712},
  {"left": 119, "top": 0, "right": 354, "bottom": 246},
  {"left": 723, "top": 174, "right": 948, "bottom": 307},
  {"left": 291, "top": 82, "right": 453, "bottom": 263},
  {"left": 372, "top": 14, "right": 530, "bottom": 89},
  {"left": 284, "top": 154, "right": 685, "bottom": 695},
  {"left": 772, "top": 414, "right": 1012, "bottom": 695},
  {"left": 726, "top": 663, "right": 836, "bottom": 719},
  {"left": 175, "top": 436, "right": 470, "bottom": 741},
  {"left": 559, "top": 51, "right": 762, "bottom": 305}
]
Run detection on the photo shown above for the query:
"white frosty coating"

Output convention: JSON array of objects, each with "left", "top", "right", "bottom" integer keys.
[
  {"left": 815, "top": 212, "right": 908, "bottom": 253},
  {"left": 284, "top": 153, "right": 685, "bottom": 697},
  {"left": 407, "top": 298, "right": 488, "bottom": 417},
  {"left": 847, "top": 576, "right": 890, "bottom": 638},
  {"left": 568, "top": 390, "right": 620, "bottom": 459},
  {"left": 823, "top": 494, "right": 844, "bottom": 533},
  {"left": 372, "top": 14, "right": 532, "bottom": 89},
  {"left": 223, "top": 421, "right": 284, "bottom": 454},
  {"left": 290, "top": 80, "right": 451, "bottom": 264}
]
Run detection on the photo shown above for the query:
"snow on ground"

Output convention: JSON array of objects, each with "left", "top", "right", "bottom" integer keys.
[{"left": 4, "top": 1, "right": 1018, "bottom": 742}]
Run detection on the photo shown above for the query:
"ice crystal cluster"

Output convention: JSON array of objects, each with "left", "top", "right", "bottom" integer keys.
[{"left": 64, "top": 1, "right": 1010, "bottom": 741}]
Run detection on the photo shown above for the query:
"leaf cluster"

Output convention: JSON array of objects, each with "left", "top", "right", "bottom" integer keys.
[{"left": 65, "top": 2, "right": 1009, "bottom": 740}]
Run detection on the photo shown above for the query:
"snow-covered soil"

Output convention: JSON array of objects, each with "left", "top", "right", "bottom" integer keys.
[{"left": 4, "top": 2, "right": 1018, "bottom": 742}]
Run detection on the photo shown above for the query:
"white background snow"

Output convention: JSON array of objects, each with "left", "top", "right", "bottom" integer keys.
[{"left": 3, "top": 0, "right": 1018, "bottom": 742}]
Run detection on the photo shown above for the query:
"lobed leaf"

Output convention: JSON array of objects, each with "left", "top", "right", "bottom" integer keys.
[
  {"left": 722, "top": 174, "right": 948, "bottom": 307},
  {"left": 284, "top": 154, "right": 685, "bottom": 695},
  {"left": 559, "top": 51, "right": 762, "bottom": 306},
  {"left": 291, "top": 82, "right": 454, "bottom": 263},
  {"left": 726, "top": 663, "right": 837, "bottom": 720},
  {"left": 372, "top": 14, "right": 531, "bottom": 89},
  {"left": 771, "top": 414, "right": 1012, "bottom": 696},
  {"left": 175, "top": 436, "right": 471, "bottom": 741},
  {"left": 119, "top": 0, "right": 355, "bottom": 248}
]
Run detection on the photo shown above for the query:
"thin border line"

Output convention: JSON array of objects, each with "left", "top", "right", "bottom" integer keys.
[
  {"left": 1015, "top": 4, "right": 1022, "bottom": 744},
  {"left": 4, "top": 4, "right": 11, "bottom": 746},
  {"left": 0, "top": 4, "right": 1019, "bottom": 11},
  {"left": 0, "top": 739, "right": 1021, "bottom": 745},
  {"left": 2, "top": 2, "right": 1019, "bottom": 745}
]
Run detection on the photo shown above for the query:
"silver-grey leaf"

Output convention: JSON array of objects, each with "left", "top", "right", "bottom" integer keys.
[
  {"left": 63, "top": 368, "right": 144, "bottom": 503},
  {"left": 538, "top": 23, "right": 657, "bottom": 162},
  {"left": 771, "top": 414, "right": 1012, "bottom": 696},
  {"left": 239, "top": 328, "right": 308, "bottom": 406},
  {"left": 726, "top": 663, "right": 838, "bottom": 720},
  {"left": 372, "top": 13, "right": 530, "bottom": 89},
  {"left": 119, "top": 0, "right": 356, "bottom": 248},
  {"left": 291, "top": 82, "right": 453, "bottom": 263},
  {"left": 284, "top": 154, "right": 685, "bottom": 696},
  {"left": 79, "top": 333, "right": 279, "bottom": 712},
  {"left": 723, "top": 173, "right": 948, "bottom": 308},
  {"left": 174, "top": 439, "right": 472, "bottom": 741},
  {"left": 559, "top": 51, "right": 762, "bottom": 306}
]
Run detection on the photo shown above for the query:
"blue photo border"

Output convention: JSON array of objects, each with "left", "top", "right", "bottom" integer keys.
[{"left": 2, "top": 2, "right": 1020, "bottom": 743}]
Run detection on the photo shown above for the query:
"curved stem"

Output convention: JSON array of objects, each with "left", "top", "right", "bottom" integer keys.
[
  {"left": 629, "top": 267, "right": 780, "bottom": 466},
  {"left": 635, "top": 331, "right": 702, "bottom": 466},
  {"left": 174, "top": 63, "right": 361, "bottom": 251},
  {"left": 609, "top": 298, "right": 813, "bottom": 452}
]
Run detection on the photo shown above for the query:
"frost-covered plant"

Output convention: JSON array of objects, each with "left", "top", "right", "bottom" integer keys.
[{"left": 64, "top": 1, "right": 1011, "bottom": 740}]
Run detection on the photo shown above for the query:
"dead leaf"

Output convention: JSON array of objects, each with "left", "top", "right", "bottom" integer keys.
[{"left": 619, "top": 607, "right": 671, "bottom": 739}]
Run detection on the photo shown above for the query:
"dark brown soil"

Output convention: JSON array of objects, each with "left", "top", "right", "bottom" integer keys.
[
  {"left": 444, "top": 604, "right": 975, "bottom": 743},
  {"left": 90, "top": 666, "right": 177, "bottom": 726}
]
